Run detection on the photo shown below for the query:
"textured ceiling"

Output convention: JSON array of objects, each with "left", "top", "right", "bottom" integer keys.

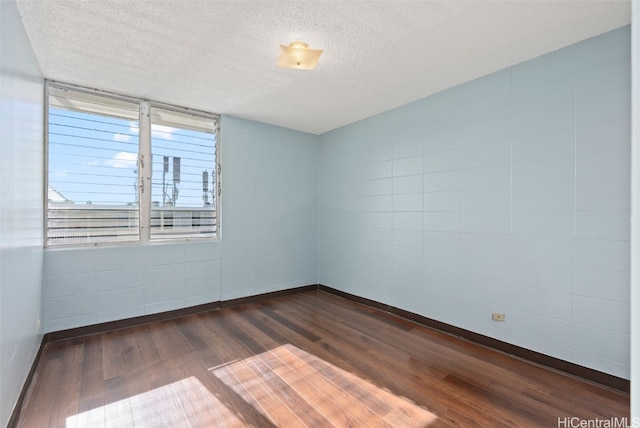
[{"left": 16, "top": 0, "right": 630, "bottom": 135}]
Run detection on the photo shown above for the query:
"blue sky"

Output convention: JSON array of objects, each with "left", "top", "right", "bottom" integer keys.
[{"left": 48, "top": 108, "right": 216, "bottom": 207}]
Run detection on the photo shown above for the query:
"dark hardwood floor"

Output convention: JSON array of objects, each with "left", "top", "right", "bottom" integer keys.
[{"left": 15, "top": 290, "right": 629, "bottom": 427}]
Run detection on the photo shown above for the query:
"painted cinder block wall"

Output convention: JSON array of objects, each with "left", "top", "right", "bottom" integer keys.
[
  {"left": 319, "top": 26, "right": 631, "bottom": 379},
  {"left": 0, "top": 1, "right": 45, "bottom": 425}
]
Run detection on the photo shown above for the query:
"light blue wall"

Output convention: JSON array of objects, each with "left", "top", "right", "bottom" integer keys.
[
  {"left": 319, "top": 26, "right": 631, "bottom": 379},
  {"left": 42, "top": 115, "right": 318, "bottom": 332},
  {"left": 0, "top": 1, "right": 45, "bottom": 425},
  {"left": 219, "top": 116, "right": 318, "bottom": 300},
  {"left": 43, "top": 242, "right": 221, "bottom": 331}
]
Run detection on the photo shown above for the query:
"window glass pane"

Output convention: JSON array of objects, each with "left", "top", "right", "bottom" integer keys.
[
  {"left": 150, "top": 106, "right": 217, "bottom": 239},
  {"left": 46, "top": 83, "right": 220, "bottom": 246},
  {"left": 47, "top": 86, "right": 140, "bottom": 245}
]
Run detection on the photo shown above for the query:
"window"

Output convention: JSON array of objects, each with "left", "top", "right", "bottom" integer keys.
[
  {"left": 46, "top": 82, "right": 219, "bottom": 246},
  {"left": 149, "top": 106, "right": 218, "bottom": 239}
]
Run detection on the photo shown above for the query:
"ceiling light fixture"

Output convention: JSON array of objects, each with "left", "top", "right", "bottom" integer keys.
[{"left": 277, "top": 41, "right": 323, "bottom": 70}]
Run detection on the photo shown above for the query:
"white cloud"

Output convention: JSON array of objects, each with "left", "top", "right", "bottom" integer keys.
[
  {"left": 106, "top": 151, "right": 137, "bottom": 169},
  {"left": 127, "top": 121, "right": 175, "bottom": 140},
  {"left": 54, "top": 170, "right": 68, "bottom": 177},
  {"left": 113, "top": 133, "right": 132, "bottom": 142},
  {"left": 152, "top": 124, "right": 176, "bottom": 140},
  {"left": 129, "top": 121, "right": 139, "bottom": 135}
]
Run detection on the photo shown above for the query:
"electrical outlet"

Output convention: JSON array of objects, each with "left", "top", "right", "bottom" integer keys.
[
  {"left": 36, "top": 319, "right": 42, "bottom": 332},
  {"left": 492, "top": 313, "right": 505, "bottom": 322}
]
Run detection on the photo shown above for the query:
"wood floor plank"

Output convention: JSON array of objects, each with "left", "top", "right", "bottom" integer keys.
[
  {"left": 148, "top": 319, "right": 195, "bottom": 362},
  {"left": 195, "top": 312, "right": 280, "bottom": 427},
  {"left": 270, "top": 345, "right": 393, "bottom": 428},
  {"left": 48, "top": 338, "right": 85, "bottom": 428},
  {"left": 14, "top": 290, "right": 629, "bottom": 427},
  {"left": 257, "top": 304, "right": 322, "bottom": 343},
  {"left": 102, "top": 375, "right": 135, "bottom": 427},
  {"left": 17, "top": 346, "right": 62, "bottom": 428},
  {"left": 101, "top": 328, "right": 145, "bottom": 381},
  {"left": 217, "top": 309, "right": 271, "bottom": 355},
  {"left": 73, "top": 342, "right": 108, "bottom": 428},
  {"left": 77, "top": 335, "right": 105, "bottom": 412},
  {"left": 222, "top": 358, "right": 307, "bottom": 428},
  {"left": 245, "top": 358, "right": 332, "bottom": 428},
  {"left": 263, "top": 354, "right": 362, "bottom": 427}
]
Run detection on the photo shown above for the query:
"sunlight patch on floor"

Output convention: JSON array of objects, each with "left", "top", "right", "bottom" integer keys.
[
  {"left": 65, "top": 376, "right": 245, "bottom": 428},
  {"left": 210, "top": 343, "right": 437, "bottom": 427},
  {"left": 65, "top": 344, "right": 437, "bottom": 427}
]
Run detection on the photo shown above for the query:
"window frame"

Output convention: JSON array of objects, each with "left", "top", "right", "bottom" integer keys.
[{"left": 44, "top": 81, "right": 221, "bottom": 247}]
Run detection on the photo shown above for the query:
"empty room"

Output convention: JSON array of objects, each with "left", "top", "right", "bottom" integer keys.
[{"left": 1, "top": 0, "right": 639, "bottom": 427}]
